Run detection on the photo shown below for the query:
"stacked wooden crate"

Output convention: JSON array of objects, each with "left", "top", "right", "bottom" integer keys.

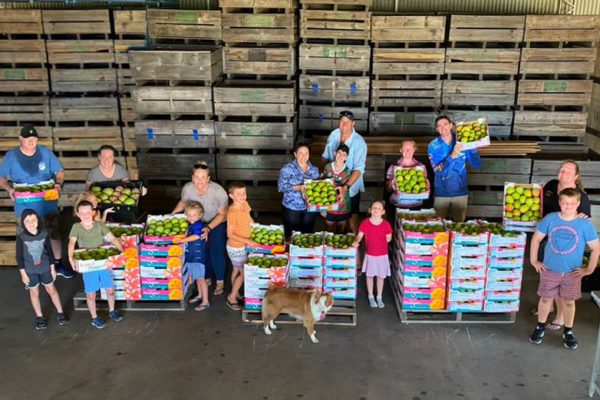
[
  {"left": 443, "top": 16, "right": 524, "bottom": 138},
  {"left": 298, "top": 0, "right": 371, "bottom": 137},
  {"left": 369, "top": 16, "right": 445, "bottom": 136},
  {"left": 515, "top": 15, "right": 600, "bottom": 146}
]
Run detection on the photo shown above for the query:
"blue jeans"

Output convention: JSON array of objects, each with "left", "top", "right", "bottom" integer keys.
[{"left": 205, "top": 221, "right": 226, "bottom": 281}]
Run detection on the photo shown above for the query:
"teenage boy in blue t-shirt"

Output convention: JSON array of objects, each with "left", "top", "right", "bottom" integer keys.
[{"left": 529, "top": 188, "right": 600, "bottom": 350}]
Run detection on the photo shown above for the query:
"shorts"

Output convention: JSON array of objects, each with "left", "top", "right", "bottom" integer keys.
[
  {"left": 537, "top": 269, "right": 582, "bottom": 301},
  {"left": 25, "top": 270, "right": 54, "bottom": 290},
  {"left": 16, "top": 210, "right": 61, "bottom": 240},
  {"left": 188, "top": 262, "right": 206, "bottom": 281},
  {"left": 325, "top": 212, "right": 351, "bottom": 222},
  {"left": 226, "top": 245, "right": 247, "bottom": 269},
  {"left": 83, "top": 269, "right": 114, "bottom": 293},
  {"left": 350, "top": 192, "right": 361, "bottom": 214}
]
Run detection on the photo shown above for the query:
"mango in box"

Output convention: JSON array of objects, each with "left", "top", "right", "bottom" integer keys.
[
  {"left": 504, "top": 184, "right": 542, "bottom": 222},
  {"left": 146, "top": 216, "right": 188, "bottom": 238},
  {"left": 246, "top": 255, "right": 288, "bottom": 268},
  {"left": 325, "top": 233, "right": 355, "bottom": 249},
  {"left": 305, "top": 180, "right": 336, "bottom": 206},
  {"left": 108, "top": 225, "right": 143, "bottom": 238},
  {"left": 394, "top": 167, "right": 427, "bottom": 194},
  {"left": 90, "top": 185, "right": 140, "bottom": 206},
  {"left": 292, "top": 233, "right": 323, "bottom": 248},
  {"left": 73, "top": 246, "right": 120, "bottom": 261},
  {"left": 401, "top": 222, "right": 445, "bottom": 233},
  {"left": 479, "top": 222, "right": 522, "bottom": 238},
  {"left": 456, "top": 119, "right": 487, "bottom": 143},
  {"left": 250, "top": 226, "right": 284, "bottom": 246}
]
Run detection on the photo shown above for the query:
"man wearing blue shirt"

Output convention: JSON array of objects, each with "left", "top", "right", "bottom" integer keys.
[
  {"left": 321, "top": 111, "right": 367, "bottom": 234},
  {"left": 427, "top": 116, "right": 481, "bottom": 222},
  {"left": 0, "top": 125, "right": 73, "bottom": 278}
]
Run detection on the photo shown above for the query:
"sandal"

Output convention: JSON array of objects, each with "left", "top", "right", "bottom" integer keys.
[
  {"left": 188, "top": 296, "right": 202, "bottom": 305},
  {"left": 546, "top": 322, "right": 564, "bottom": 331},
  {"left": 194, "top": 303, "right": 211, "bottom": 312},
  {"left": 214, "top": 285, "right": 224, "bottom": 296},
  {"left": 226, "top": 300, "right": 242, "bottom": 311}
]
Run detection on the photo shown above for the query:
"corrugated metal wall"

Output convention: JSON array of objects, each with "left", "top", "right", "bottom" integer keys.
[{"left": 372, "top": 0, "right": 600, "bottom": 15}]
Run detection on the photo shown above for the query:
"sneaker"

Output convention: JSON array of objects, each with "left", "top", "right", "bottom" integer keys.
[
  {"left": 563, "top": 333, "right": 578, "bottom": 350},
  {"left": 91, "top": 317, "right": 108, "bottom": 329},
  {"left": 57, "top": 312, "right": 69, "bottom": 326},
  {"left": 109, "top": 310, "right": 123, "bottom": 322},
  {"left": 377, "top": 297, "right": 385, "bottom": 308},
  {"left": 529, "top": 327, "right": 545, "bottom": 345},
  {"left": 55, "top": 264, "right": 75, "bottom": 279},
  {"left": 368, "top": 296, "right": 377, "bottom": 308},
  {"left": 35, "top": 317, "right": 47, "bottom": 330}
]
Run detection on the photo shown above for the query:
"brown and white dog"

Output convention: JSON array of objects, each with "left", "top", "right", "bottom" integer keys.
[{"left": 261, "top": 286, "right": 334, "bottom": 344}]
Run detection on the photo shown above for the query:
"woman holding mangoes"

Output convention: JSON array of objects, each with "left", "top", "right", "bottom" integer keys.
[{"left": 385, "top": 140, "right": 429, "bottom": 209}]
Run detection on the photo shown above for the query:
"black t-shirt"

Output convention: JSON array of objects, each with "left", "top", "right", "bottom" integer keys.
[{"left": 542, "top": 179, "right": 592, "bottom": 217}]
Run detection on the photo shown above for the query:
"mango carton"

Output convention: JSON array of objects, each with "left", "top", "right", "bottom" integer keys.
[
  {"left": 143, "top": 214, "right": 188, "bottom": 245},
  {"left": 290, "top": 255, "right": 324, "bottom": 267},
  {"left": 246, "top": 223, "right": 286, "bottom": 254},
  {"left": 447, "top": 288, "right": 485, "bottom": 301},
  {"left": 401, "top": 297, "right": 445, "bottom": 310},
  {"left": 449, "top": 265, "right": 486, "bottom": 279},
  {"left": 400, "top": 286, "right": 445, "bottom": 300},
  {"left": 324, "top": 256, "right": 356, "bottom": 268},
  {"left": 289, "top": 231, "right": 325, "bottom": 257},
  {"left": 139, "top": 243, "right": 184, "bottom": 258},
  {"left": 450, "top": 243, "right": 488, "bottom": 257},
  {"left": 392, "top": 165, "right": 430, "bottom": 201},
  {"left": 304, "top": 178, "right": 340, "bottom": 212},
  {"left": 502, "top": 182, "right": 543, "bottom": 230},
  {"left": 324, "top": 267, "right": 356, "bottom": 279},
  {"left": 323, "top": 286, "right": 356, "bottom": 299},
  {"left": 105, "top": 222, "right": 145, "bottom": 248},
  {"left": 484, "top": 299, "right": 520, "bottom": 313},
  {"left": 488, "top": 245, "right": 526, "bottom": 259},
  {"left": 244, "top": 297, "right": 262, "bottom": 310},
  {"left": 287, "top": 275, "right": 323, "bottom": 290},
  {"left": 447, "top": 300, "right": 483, "bottom": 312},
  {"left": 455, "top": 117, "right": 490, "bottom": 151},
  {"left": 13, "top": 179, "right": 59, "bottom": 204},
  {"left": 488, "top": 257, "right": 524, "bottom": 269},
  {"left": 323, "top": 277, "right": 357, "bottom": 289},
  {"left": 73, "top": 245, "right": 124, "bottom": 274},
  {"left": 289, "top": 266, "right": 324, "bottom": 279},
  {"left": 139, "top": 254, "right": 182, "bottom": 268},
  {"left": 485, "top": 289, "right": 521, "bottom": 301},
  {"left": 449, "top": 277, "right": 486, "bottom": 291},
  {"left": 487, "top": 267, "right": 523, "bottom": 281},
  {"left": 447, "top": 221, "right": 489, "bottom": 246},
  {"left": 486, "top": 277, "right": 522, "bottom": 291}
]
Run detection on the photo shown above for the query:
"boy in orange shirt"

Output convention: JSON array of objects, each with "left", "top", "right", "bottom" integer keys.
[{"left": 226, "top": 181, "right": 258, "bottom": 310}]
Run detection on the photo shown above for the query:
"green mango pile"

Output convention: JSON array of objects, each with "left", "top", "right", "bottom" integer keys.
[
  {"left": 73, "top": 246, "right": 120, "bottom": 261},
  {"left": 109, "top": 225, "right": 143, "bottom": 238},
  {"left": 247, "top": 255, "right": 288, "bottom": 268},
  {"left": 397, "top": 210, "right": 436, "bottom": 221},
  {"left": 394, "top": 168, "right": 427, "bottom": 194},
  {"left": 504, "top": 185, "right": 542, "bottom": 222},
  {"left": 292, "top": 233, "right": 323, "bottom": 248},
  {"left": 446, "top": 222, "right": 481, "bottom": 236},
  {"left": 401, "top": 223, "right": 445, "bottom": 233},
  {"left": 14, "top": 181, "right": 55, "bottom": 193},
  {"left": 147, "top": 217, "right": 188, "bottom": 237},
  {"left": 480, "top": 222, "right": 522, "bottom": 238},
  {"left": 250, "top": 226, "right": 284, "bottom": 246},
  {"left": 91, "top": 185, "right": 140, "bottom": 206},
  {"left": 325, "top": 234, "right": 355, "bottom": 249},
  {"left": 305, "top": 180, "right": 336, "bottom": 206},
  {"left": 456, "top": 120, "right": 487, "bottom": 143}
]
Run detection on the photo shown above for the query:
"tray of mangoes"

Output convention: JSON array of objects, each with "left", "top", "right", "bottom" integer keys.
[
  {"left": 393, "top": 166, "right": 429, "bottom": 200},
  {"left": 13, "top": 179, "right": 59, "bottom": 203},
  {"left": 503, "top": 183, "right": 543, "bottom": 226},
  {"left": 90, "top": 181, "right": 143, "bottom": 212},
  {"left": 246, "top": 224, "right": 286, "bottom": 254},
  {"left": 304, "top": 179, "right": 339, "bottom": 212},
  {"left": 455, "top": 117, "right": 490, "bottom": 150},
  {"left": 246, "top": 254, "right": 288, "bottom": 268}
]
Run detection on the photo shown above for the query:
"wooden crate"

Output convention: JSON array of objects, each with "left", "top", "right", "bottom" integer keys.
[
  {"left": 114, "top": 39, "right": 148, "bottom": 94},
  {"left": 373, "top": 48, "right": 445, "bottom": 78},
  {"left": 299, "top": 105, "right": 367, "bottom": 133},
  {"left": 42, "top": 10, "right": 111, "bottom": 37},
  {"left": 215, "top": 120, "right": 295, "bottom": 152},
  {"left": 0, "top": 96, "right": 49, "bottom": 124},
  {"left": 122, "top": 126, "right": 135, "bottom": 152},
  {"left": 59, "top": 154, "right": 129, "bottom": 182},
  {"left": 445, "top": 49, "right": 520, "bottom": 77},
  {"left": 299, "top": 75, "right": 369, "bottom": 102},
  {"left": 513, "top": 111, "right": 587, "bottom": 140},
  {"left": 120, "top": 96, "right": 135, "bottom": 125},
  {"left": 466, "top": 190, "right": 504, "bottom": 219},
  {"left": 520, "top": 48, "right": 597, "bottom": 77},
  {"left": 0, "top": 10, "right": 43, "bottom": 37},
  {"left": 449, "top": 15, "right": 525, "bottom": 44},
  {"left": 113, "top": 10, "right": 147, "bottom": 38},
  {"left": 532, "top": 160, "right": 600, "bottom": 190},
  {"left": 517, "top": 80, "right": 593, "bottom": 108},
  {"left": 0, "top": 239, "right": 17, "bottom": 266},
  {"left": 129, "top": 48, "right": 222, "bottom": 85},
  {"left": 50, "top": 69, "right": 117, "bottom": 93},
  {"left": 0, "top": 126, "right": 52, "bottom": 151},
  {"left": 220, "top": 0, "right": 298, "bottom": 12},
  {"left": 245, "top": 185, "right": 283, "bottom": 213},
  {"left": 300, "top": 10, "right": 371, "bottom": 43},
  {"left": 50, "top": 97, "right": 119, "bottom": 124},
  {"left": 0, "top": 39, "right": 46, "bottom": 64},
  {"left": 224, "top": 47, "right": 296, "bottom": 78},
  {"left": 442, "top": 81, "right": 516, "bottom": 107},
  {"left": 213, "top": 80, "right": 296, "bottom": 121},
  {"left": 301, "top": 0, "right": 372, "bottom": 10},
  {"left": 216, "top": 154, "right": 288, "bottom": 183},
  {"left": 132, "top": 86, "right": 213, "bottom": 119},
  {"left": 359, "top": 186, "right": 384, "bottom": 212},
  {"left": 524, "top": 15, "right": 600, "bottom": 44},
  {"left": 222, "top": 14, "right": 297, "bottom": 44},
  {"left": 0, "top": 68, "right": 49, "bottom": 94},
  {"left": 148, "top": 10, "right": 222, "bottom": 43},
  {"left": 126, "top": 156, "right": 138, "bottom": 180},
  {"left": 53, "top": 127, "right": 123, "bottom": 154},
  {"left": 46, "top": 39, "right": 115, "bottom": 66},
  {"left": 299, "top": 44, "right": 370, "bottom": 73},
  {"left": 371, "top": 16, "right": 445, "bottom": 44},
  {"left": 135, "top": 120, "right": 216, "bottom": 149},
  {"left": 369, "top": 111, "right": 437, "bottom": 136},
  {"left": 444, "top": 110, "right": 513, "bottom": 138},
  {"left": 138, "top": 153, "right": 216, "bottom": 181},
  {"left": 371, "top": 80, "right": 442, "bottom": 110}
]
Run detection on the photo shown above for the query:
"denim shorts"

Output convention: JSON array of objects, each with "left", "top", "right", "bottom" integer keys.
[
  {"left": 188, "top": 263, "right": 206, "bottom": 281},
  {"left": 25, "top": 270, "right": 54, "bottom": 289},
  {"left": 83, "top": 270, "right": 114, "bottom": 293}
]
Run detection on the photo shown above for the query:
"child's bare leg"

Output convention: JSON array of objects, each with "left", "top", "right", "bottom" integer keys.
[
  {"left": 550, "top": 298, "right": 565, "bottom": 327},
  {"left": 324, "top": 220, "right": 335, "bottom": 233},
  {"left": 366, "top": 276, "right": 374, "bottom": 297},
  {"left": 86, "top": 292, "right": 98, "bottom": 318},
  {"left": 537, "top": 297, "right": 554, "bottom": 324},
  {"left": 334, "top": 221, "right": 347, "bottom": 235},
  {"left": 29, "top": 286, "right": 43, "bottom": 317},
  {"left": 227, "top": 269, "right": 240, "bottom": 303},
  {"left": 44, "top": 283, "right": 64, "bottom": 313},
  {"left": 105, "top": 287, "right": 116, "bottom": 312},
  {"left": 562, "top": 299, "right": 576, "bottom": 328},
  {"left": 376, "top": 277, "right": 384, "bottom": 297},
  {"left": 229, "top": 268, "right": 244, "bottom": 304},
  {"left": 197, "top": 278, "right": 209, "bottom": 306}
]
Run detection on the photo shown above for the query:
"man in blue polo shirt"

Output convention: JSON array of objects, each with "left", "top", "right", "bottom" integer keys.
[
  {"left": 322, "top": 111, "right": 367, "bottom": 234},
  {"left": 427, "top": 116, "right": 481, "bottom": 222},
  {"left": 0, "top": 125, "right": 73, "bottom": 278}
]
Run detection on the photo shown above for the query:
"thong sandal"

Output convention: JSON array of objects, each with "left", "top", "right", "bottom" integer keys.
[
  {"left": 188, "top": 296, "right": 202, "bottom": 305},
  {"left": 226, "top": 300, "right": 242, "bottom": 311},
  {"left": 214, "top": 286, "right": 224, "bottom": 296},
  {"left": 194, "top": 303, "right": 211, "bottom": 312},
  {"left": 546, "top": 322, "right": 564, "bottom": 331}
]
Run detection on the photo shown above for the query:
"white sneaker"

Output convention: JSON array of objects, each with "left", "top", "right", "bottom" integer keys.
[
  {"left": 368, "top": 296, "right": 377, "bottom": 308},
  {"left": 377, "top": 297, "right": 385, "bottom": 308}
]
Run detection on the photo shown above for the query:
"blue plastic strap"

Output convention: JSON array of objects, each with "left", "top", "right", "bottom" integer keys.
[
  {"left": 318, "top": 113, "right": 323, "bottom": 122},
  {"left": 192, "top": 129, "right": 199, "bottom": 140},
  {"left": 147, "top": 128, "right": 154, "bottom": 139},
  {"left": 349, "top": 82, "right": 356, "bottom": 94},
  {"left": 312, "top": 83, "right": 319, "bottom": 93}
]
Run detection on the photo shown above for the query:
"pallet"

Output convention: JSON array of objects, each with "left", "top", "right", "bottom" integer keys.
[
  {"left": 132, "top": 86, "right": 214, "bottom": 120},
  {"left": 300, "top": 10, "right": 371, "bottom": 43},
  {"left": 42, "top": 10, "right": 111, "bottom": 38},
  {"left": 50, "top": 97, "right": 119, "bottom": 124},
  {"left": 129, "top": 48, "right": 222, "bottom": 85},
  {"left": 0, "top": 39, "right": 47, "bottom": 70},
  {"left": 372, "top": 48, "right": 445, "bottom": 79},
  {"left": 442, "top": 81, "right": 516, "bottom": 107},
  {"left": 532, "top": 160, "right": 600, "bottom": 190},
  {"left": 519, "top": 48, "right": 597, "bottom": 79},
  {"left": 46, "top": 39, "right": 115, "bottom": 67},
  {"left": 138, "top": 153, "right": 216, "bottom": 181},
  {"left": 517, "top": 80, "right": 593, "bottom": 108},
  {"left": 220, "top": 0, "right": 298, "bottom": 13},
  {"left": 513, "top": 111, "right": 588, "bottom": 140},
  {"left": 113, "top": 10, "right": 147, "bottom": 39},
  {"left": 0, "top": 96, "right": 50, "bottom": 125},
  {"left": 0, "top": 68, "right": 48, "bottom": 95},
  {"left": 242, "top": 299, "right": 357, "bottom": 326},
  {"left": 53, "top": 126, "right": 123, "bottom": 156},
  {"left": 119, "top": 96, "right": 135, "bottom": 125},
  {"left": 299, "top": 75, "right": 369, "bottom": 103},
  {"left": 224, "top": 46, "right": 296, "bottom": 78},
  {"left": 222, "top": 14, "right": 297, "bottom": 45},
  {"left": 122, "top": 125, "right": 136, "bottom": 153},
  {"left": 72, "top": 289, "right": 191, "bottom": 312},
  {"left": 135, "top": 120, "right": 216, "bottom": 150},
  {"left": 301, "top": 0, "right": 371, "bottom": 11},
  {"left": 58, "top": 154, "right": 129, "bottom": 182},
  {"left": 49, "top": 69, "right": 117, "bottom": 94},
  {"left": 147, "top": 10, "right": 222, "bottom": 44},
  {"left": 371, "top": 15, "right": 445, "bottom": 44},
  {"left": 216, "top": 154, "right": 288, "bottom": 183},
  {"left": 299, "top": 44, "right": 370, "bottom": 74},
  {"left": 524, "top": 15, "right": 600, "bottom": 46},
  {"left": 443, "top": 110, "right": 513, "bottom": 138},
  {"left": 299, "top": 105, "right": 367, "bottom": 134},
  {"left": 445, "top": 48, "right": 520, "bottom": 78},
  {"left": 369, "top": 111, "right": 437, "bottom": 136},
  {"left": 0, "top": 10, "right": 43, "bottom": 38},
  {"left": 213, "top": 80, "right": 296, "bottom": 121},
  {"left": 216, "top": 120, "right": 296, "bottom": 152},
  {"left": 371, "top": 80, "right": 442, "bottom": 111},
  {"left": 449, "top": 15, "right": 525, "bottom": 45},
  {"left": 0, "top": 125, "right": 52, "bottom": 151}
]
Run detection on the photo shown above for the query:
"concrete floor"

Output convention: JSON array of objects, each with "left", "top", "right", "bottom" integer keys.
[{"left": 1, "top": 261, "right": 600, "bottom": 400}]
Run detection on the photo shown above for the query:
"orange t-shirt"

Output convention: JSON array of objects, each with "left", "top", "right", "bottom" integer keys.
[{"left": 227, "top": 201, "right": 252, "bottom": 248}]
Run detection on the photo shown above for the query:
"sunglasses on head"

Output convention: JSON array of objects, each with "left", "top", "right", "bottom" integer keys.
[
  {"left": 339, "top": 111, "right": 355, "bottom": 120},
  {"left": 194, "top": 163, "right": 209, "bottom": 170}
]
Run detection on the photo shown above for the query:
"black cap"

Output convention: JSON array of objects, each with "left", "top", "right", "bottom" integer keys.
[
  {"left": 339, "top": 111, "right": 355, "bottom": 121},
  {"left": 20, "top": 125, "right": 38, "bottom": 138}
]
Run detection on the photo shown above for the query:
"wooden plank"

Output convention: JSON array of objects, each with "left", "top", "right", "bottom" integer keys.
[
  {"left": 445, "top": 48, "right": 520, "bottom": 75},
  {"left": 371, "top": 16, "right": 445, "bottom": 43},
  {"left": 147, "top": 10, "right": 222, "bottom": 41},
  {"left": 369, "top": 111, "right": 437, "bottom": 135},
  {"left": 0, "top": 96, "right": 49, "bottom": 122},
  {"left": 216, "top": 154, "right": 288, "bottom": 181},
  {"left": 129, "top": 49, "right": 222, "bottom": 83},
  {"left": 46, "top": 40, "right": 115, "bottom": 65},
  {"left": 215, "top": 121, "right": 295, "bottom": 150},
  {"left": 221, "top": 0, "right": 298, "bottom": 7},
  {"left": 299, "top": 44, "right": 370, "bottom": 71},
  {"left": 520, "top": 48, "right": 597, "bottom": 75},
  {"left": 525, "top": 15, "right": 600, "bottom": 43},
  {"left": 0, "top": 10, "right": 43, "bottom": 35},
  {"left": 517, "top": 80, "right": 593, "bottom": 106},
  {"left": 0, "top": 68, "right": 49, "bottom": 93},
  {"left": 467, "top": 157, "right": 532, "bottom": 175},
  {"left": 299, "top": 105, "right": 368, "bottom": 132},
  {"left": 442, "top": 81, "right": 516, "bottom": 106},
  {"left": 53, "top": 127, "right": 123, "bottom": 151},
  {"left": 532, "top": 160, "right": 600, "bottom": 190},
  {"left": 300, "top": 10, "right": 371, "bottom": 41},
  {"left": 49, "top": 69, "right": 117, "bottom": 93},
  {"left": 50, "top": 97, "right": 119, "bottom": 122},
  {"left": 513, "top": 111, "right": 587, "bottom": 138},
  {"left": 0, "top": 40, "right": 47, "bottom": 65},
  {"left": 113, "top": 10, "right": 147, "bottom": 36},
  {"left": 373, "top": 48, "right": 445, "bottom": 76},
  {"left": 214, "top": 80, "right": 296, "bottom": 118},
  {"left": 138, "top": 154, "right": 216, "bottom": 180},
  {"left": 0, "top": 126, "right": 52, "bottom": 151},
  {"left": 371, "top": 80, "right": 442, "bottom": 109},
  {"left": 135, "top": 120, "right": 216, "bottom": 149},
  {"left": 42, "top": 10, "right": 111, "bottom": 35},
  {"left": 449, "top": 15, "right": 525, "bottom": 43},
  {"left": 132, "top": 87, "right": 213, "bottom": 116},
  {"left": 224, "top": 47, "right": 296, "bottom": 76},
  {"left": 222, "top": 14, "right": 297, "bottom": 44},
  {"left": 299, "top": 75, "right": 369, "bottom": 102}
]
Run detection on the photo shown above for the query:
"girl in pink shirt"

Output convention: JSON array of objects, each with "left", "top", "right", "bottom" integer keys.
[{"left": 352, "top": 200, "right": 393, "bottom": 308}]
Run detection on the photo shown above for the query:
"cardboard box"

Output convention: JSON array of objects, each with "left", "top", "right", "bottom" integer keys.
[
  {"left": 448, "top": 221, "right": 489, "bottom": 246},
  {"left": 324, "top": 233, "right": 357, "bottom": 257},
  {"left": 449, "top": 277, "right": 486, "bottom": 290},
  {"left": 287, "top": 276, "right": 323, "bottom": 290},
  {"left": 447, "top": 300, "right": 483, "bottom": 312},
  {"left": 143, "top": 213, "right": 188, "bottom": 245},
  {"left": 400, "top": 297, "right": 445, "bottom": 310},
  {"left": 304, "top": 178, "right": 340, "bottom": 212},
  {"left": 451, "top": 243, "right": 488, "bottom": 257},
  {"left": 403, "top": 254, "right": 434, "bottom": 267},
  {"left": 447, "top": 288, "right": 485, "bottom": 301},
  {"left": 244, "top": 298, "right": 262, "bottom": 310},
  {"left": 290, "top": 266, "right": 324, "bottom": 278},
  {"left": 13, "top": 179, "right": 59, "bottom": 204},
  {"left": 399, "top": 286, "right": 445, "bottom": 300},
  {"left": 74, "top": 245, "right": 125, "bottom": 274},
  {"left": 245, "top": 223, "right": 286, "bottom": 254},
  {"left": 140, "top": 264, "right": 186, "bottom": 280},
  {"left": 449, "top": 265, "right": 487, "bottom": 279},
  {"left": 479, "top": 222, "right": 527, "bottom": 247},
  {"left": 450, "top": 253, "right": 487, "bottom": 268},
  {"left": 396, "top": 208, "right": 438, "bottom": 223},
  {"left": 392, "top": 165, "right": 430, "bottom": 201},
  {"left": 289, "top": 231, "right": 325, "bottom": 257},
  {"left": 455, "top": 117, "right": 491, "bottom": 151},
  {"left": 486, "top": 277, "right": 522, "bottom": 291},
  {"left": 484, "top": 299, "right": 520, "bottom": 313},
  {"left": 139, "top": 243, "right": 184, "bottom": 258},
  {"left": 323, "top": 286, "right": 356, "bottom": 299},
  {"left": 101, "top": 288, "right": 125, "bottom": 301},
  {"left": 323, "top": 277, "right": 357, "bottom": 289},
  {"left": 324, "top": 257, "right": 356, "bottom": 268},
  {"left": 485, "top": 289, "right": 521, "bottom": 301},
  {"left": 324, "top": 267, "right": 356, "bottom": 279},
  {"left": 397, "top": 269, "right": 446, "bottom": 290},
  {"left": 488, "top": 257, "right": 524, "bottom": 269},
  {"left": 488, "top": 245, "right": 526, "bottom": 259},
  {"left": 487, "top": 267, "right": 523, "bottom": 281},
  {"left": 290, "top": 255, "right": 323, "bottom": 267},
  {"left": 502, "top": 182, "right": 543, "bottom": 231},
  {"left": 140, "top": 254, "right": 183, "bottom": 268}
]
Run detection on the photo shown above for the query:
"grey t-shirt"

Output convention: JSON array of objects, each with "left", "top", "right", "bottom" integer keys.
[
  {"left": 181, "top": 182, "right": 229, "bottom": 223},
  {"left": 86, "top": 162, "right": 129, "bottom": 183}
]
